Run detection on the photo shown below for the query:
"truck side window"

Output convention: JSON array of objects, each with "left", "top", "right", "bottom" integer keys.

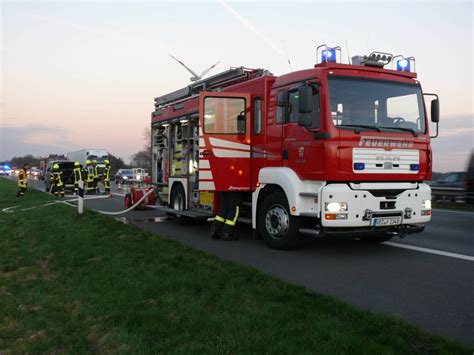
[
  {"left": 288, "top": 90, "right": 299, "bottom": 123},
  {"left": 276, "top": 91, "right": 287, "bottom": 124},
  {"left": 254, "top": 97, "right": 262, "bottom": 134},
  {"left": 204, "top": 97, "right": 246, "bottom": 134},
  {"left": 310, "top": 87, "right": 321, "bottom": 129}
]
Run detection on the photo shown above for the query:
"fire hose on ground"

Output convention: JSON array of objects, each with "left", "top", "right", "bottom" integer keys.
[{"left": 1, "top": 187, "right": 156, "bottom": 216}]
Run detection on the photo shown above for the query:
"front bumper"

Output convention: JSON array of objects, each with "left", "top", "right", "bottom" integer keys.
[{"left": 320, "top": 183, "right": 431, "bottom": 228}]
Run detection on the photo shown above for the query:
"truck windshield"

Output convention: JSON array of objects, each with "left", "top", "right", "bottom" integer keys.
[
  {"left": 329, "top": 77, "right": 426, "bottom": 134},
  {"left": 88, "top": 155, "right": 109, "bottom": 163}
]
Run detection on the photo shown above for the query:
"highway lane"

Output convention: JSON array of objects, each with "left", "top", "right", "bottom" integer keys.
[{"left": 5, "top": 176, "right": 474, "bottom": 345}]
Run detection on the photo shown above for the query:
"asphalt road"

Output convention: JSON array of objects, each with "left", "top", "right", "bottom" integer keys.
[{"left": 6, "top": 177, "right": 474, "bottom": 346}]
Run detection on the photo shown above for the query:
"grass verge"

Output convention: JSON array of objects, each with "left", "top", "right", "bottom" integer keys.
[{"left": 0, "top": 178, "right": 470, "bottom": 354}]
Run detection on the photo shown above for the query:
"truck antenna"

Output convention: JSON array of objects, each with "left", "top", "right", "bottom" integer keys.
[
  {"left": 345, "top": 40, "right": 351, "bottom": 64},
  {"left": 281, "top": 40, "right": 293, "bottom": 72}
]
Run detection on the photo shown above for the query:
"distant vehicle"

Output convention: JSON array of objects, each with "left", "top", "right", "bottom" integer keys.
[
  {"left": 67, "top": 149, "right": 109, "bottom": 174},
  {"left": 133, "top": 168, "right": 148, "bottom": 182},
  {"left": 466, "top": 151, "right": 474, "bottom": 204},
  {"left": 0, "top": 164, "right": 11, "bottom": 176},
  {"left": 431, "top": 171, "right": 466, "bottom": 201},
  {"left": 115, "top": 169, "right": 134, "bottom": 184},
  {"left": 28, "top": 167, "right": 42, "bottom": 179},
  {"left": 44, "top": 161, "right": 76, "bottom": 193}
]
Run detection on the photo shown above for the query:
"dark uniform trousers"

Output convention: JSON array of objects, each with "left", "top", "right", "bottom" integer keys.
[{"left": 213, "top": 192, "right": 241, "bottom": 236}]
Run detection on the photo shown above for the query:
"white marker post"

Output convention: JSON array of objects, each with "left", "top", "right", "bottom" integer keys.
[{"left": 78, "top": 180, "right": 84, "bottom": 215}]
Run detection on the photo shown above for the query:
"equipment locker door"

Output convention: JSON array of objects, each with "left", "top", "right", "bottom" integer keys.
[{"left": 199, "top": 92, "right": 252, "bottom": 192}]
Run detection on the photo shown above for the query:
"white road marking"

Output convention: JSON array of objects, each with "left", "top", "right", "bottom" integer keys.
[
  {"left": 384, "top": 242, "right": 474, "bottom": 262},
  {"left": 113, "top": 192, "right": 126, "bottom": 197},
  {"left": 433, "top": 208, "right": 474, "bottom": 215}
]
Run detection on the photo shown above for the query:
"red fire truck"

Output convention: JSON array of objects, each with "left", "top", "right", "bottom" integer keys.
[{"left": 150, "top": 45, "right": 439, "bottom": 249}]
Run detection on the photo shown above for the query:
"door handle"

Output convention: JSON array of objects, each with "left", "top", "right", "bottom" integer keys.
[
  {"left": 282, "top": 149, "right": 288, "bottom": 160},
  {"left": 201, "top": 149, "right": 213, "bottom": 157}
]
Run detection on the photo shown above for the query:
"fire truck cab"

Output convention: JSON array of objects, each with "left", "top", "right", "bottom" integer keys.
[{"left": 151, "top": 46, "right": 439, "bottom": 249}]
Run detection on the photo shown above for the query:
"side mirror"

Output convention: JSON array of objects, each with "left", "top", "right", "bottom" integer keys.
[
  {"left": 237, "top": 113, "right": 246, "bottom": 133},
  {"left": 298, "top": 86, "right": 313, "bottom": 113},
  {"left": 431, "top": 99, "right": 439, "bottom": 123}
]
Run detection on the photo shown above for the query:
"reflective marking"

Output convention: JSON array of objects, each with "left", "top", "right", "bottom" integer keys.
[
  {"left": 213, "top": 148, "right": 250, "bottom": 158},
  {"left": 199, "top": 181, "right": 215, "bottom": 190},
  {"left": 209, "top": 137, "right": 250, "bottom": 151},
  {"left": 384, "top": 242, "right": 474, "bottom": 262},
  {"left": 199, "top": 160, "right": 210, "bottom": 169},
  {"left": 199, "top": 170, "right": 213, "bottom": 180}
]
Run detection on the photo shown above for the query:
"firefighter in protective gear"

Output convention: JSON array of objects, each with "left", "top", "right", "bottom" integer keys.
[
  {"left": 102, "top": 159, "right": 111, "bottom": 194},
  {"left": 92, "top": 160, "right": 100, "bottom": 194},
  {"left": 73, "top": 162, "right": 83, "bottom": 195},
  {"left": 16, "top": 163, "right": 30, "bottom": 197},
  {"left": 50, "top": 164, "right": 65, "bottom": 197},
  {"left": 83, "top": 160, "right": 94, "bottom": 195},
  {"left": 210, "top": 192, "right": 241, "bottom": 241}
]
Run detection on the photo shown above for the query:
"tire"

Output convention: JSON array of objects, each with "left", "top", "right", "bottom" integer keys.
[
  {"left": 360, "top": 233, "right": 393, "bottom": 243},
  {"left": 170, "top": 184, "right": 192, "bottom": 225},
  {"left": 124, "top": 194, "right": 132, "bottom": 209},
  {"left": 258, "top": 191, "right": 302, "bottom": 250}
]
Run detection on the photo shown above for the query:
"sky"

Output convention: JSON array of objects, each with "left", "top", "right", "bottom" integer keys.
[{"left": 0, "top": 0, "right": 473, "bottom": 172}]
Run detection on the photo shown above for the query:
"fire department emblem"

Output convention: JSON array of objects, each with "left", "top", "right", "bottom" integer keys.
[{"left": 298, "top": 147, "right": 305, "bottom": 158}]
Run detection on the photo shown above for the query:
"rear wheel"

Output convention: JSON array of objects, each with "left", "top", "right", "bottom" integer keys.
[
  {"left": 170, "top": 184, "right": 192, "bottom": 225},
  {"left": 258, "top": 191, "right": 302, "bottom": 250}
]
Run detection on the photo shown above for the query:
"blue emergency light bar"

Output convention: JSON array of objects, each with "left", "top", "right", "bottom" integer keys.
[
  {"left": 354, "top": 163, "right": 365, "bottom": 170},
  {"left": 410, "top": 164, "right": 420, "bottom": 171}
]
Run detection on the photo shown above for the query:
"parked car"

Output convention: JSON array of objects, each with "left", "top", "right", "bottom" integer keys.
[
  {"left": 430, "top": 171, "right": 466, "bottom": 201},
  {"left": 28, "top": 167, "right": 42, "bottom": 179},
  {"left": 115, "top": 169, "right": 134, "bottom": 184},
  {"left": 44, "top": 161, "right": 76, "bottom": 192},
  {"left": 466, "top": 151, "right": 474, "bottom": 204},
  {"left": 133, "top": 168, "right": 148, "bottom": 182}
]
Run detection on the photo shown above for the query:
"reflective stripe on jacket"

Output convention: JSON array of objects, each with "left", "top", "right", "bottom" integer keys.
[
  {"left": 18, "top": 169, "right": 27, "bottom": 188},
  {"left": 73, "top": 167, "right": 82, "bottom": 182},
  {"left": 50, "top": 171, "right": 63, "bottom": 186}
]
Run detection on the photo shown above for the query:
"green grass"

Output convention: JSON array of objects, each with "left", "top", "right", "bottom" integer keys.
[{"left": 0, "top": 178, "right": 470, "bottom": 354}]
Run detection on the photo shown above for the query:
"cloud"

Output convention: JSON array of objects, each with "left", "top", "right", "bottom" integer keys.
[{"left": 0, "top": 124, "right": 78, "bottom": 160}]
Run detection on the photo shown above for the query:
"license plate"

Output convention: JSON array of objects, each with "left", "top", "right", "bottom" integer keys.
[{"left": 371, "top": 216, "right": 401, "bottom": 227}]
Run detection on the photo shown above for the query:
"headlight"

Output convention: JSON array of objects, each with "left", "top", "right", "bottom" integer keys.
[
  {"left": 423, "top": 200, "right": 431, "bottom": 209},
  {"left": 123, "top": 176, "right": 128, "bottom": 180},
  {"left": 136, "top": 175, "right": 140, "bottom": 180},
  {"left": 325, "top": 202, "right": 348, "bottom": 212}
]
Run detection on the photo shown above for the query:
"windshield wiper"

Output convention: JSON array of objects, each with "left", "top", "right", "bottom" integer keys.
[
  {"left": 378, "top": 126, "right": 418, "bottom": 136},
  {"left": 338, "top": 124, "right": 381, "bottom": 132}
]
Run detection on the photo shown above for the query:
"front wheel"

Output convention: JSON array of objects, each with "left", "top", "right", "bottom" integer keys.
[{"left": 258, "top": 191, "right": 302, "bottom": 250}]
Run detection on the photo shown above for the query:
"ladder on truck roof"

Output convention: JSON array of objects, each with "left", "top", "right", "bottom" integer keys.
[{"left": 154, "top": 67, "right": 271, "bottom": 110}]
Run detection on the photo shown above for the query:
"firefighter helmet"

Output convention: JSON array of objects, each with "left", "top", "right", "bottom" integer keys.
[
  {"left": 85, "top": 160, "right": 91, "bottom": 165},
  {"left": 74, "top": 161, "right": 80, "bottom": 167},
  {"left": 104, "top": 159, "right": 110, "bottom": 165},
  {"left": 92, "top": 159, "right": 97, "bottom": 164},
  {"left": 53, "top": 163, "right": 59, "bottom": 170}
]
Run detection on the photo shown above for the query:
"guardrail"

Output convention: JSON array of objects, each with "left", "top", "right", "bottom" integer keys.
[{"left": 431, "top": 187, "right": 465, "bottom": 202}]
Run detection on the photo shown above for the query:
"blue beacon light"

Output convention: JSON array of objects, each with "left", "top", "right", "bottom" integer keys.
[
  {"left": 396, "top": 58, "right": 411, "bottom": 72},
  {"left": 354, "top": 163, "right": 365, "bottom": 170},
  {"left": 321, "top": 48, "right": 336, "bottom": 63}
]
